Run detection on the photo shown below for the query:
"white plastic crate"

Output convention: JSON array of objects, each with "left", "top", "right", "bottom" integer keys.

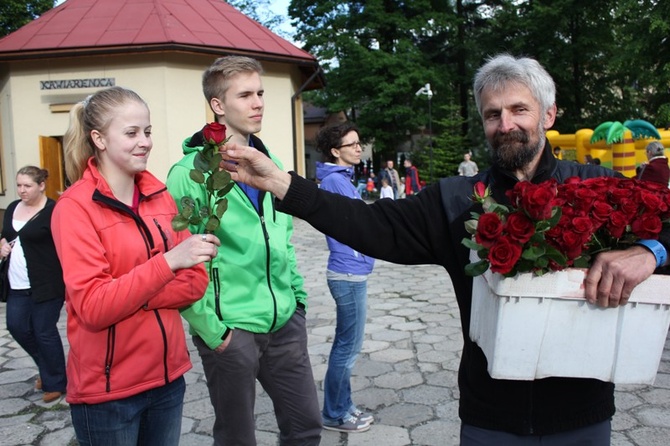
[{"left": 470, "top": 265, "right": 670, "bottom": 384}]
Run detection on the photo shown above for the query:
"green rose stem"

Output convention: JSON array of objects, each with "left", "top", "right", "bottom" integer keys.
[{"left": 172, "top": 132, "right": 234, "bottom": 276}]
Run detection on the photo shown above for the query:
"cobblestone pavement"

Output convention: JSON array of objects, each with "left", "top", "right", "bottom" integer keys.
[{"left": 0, "top": 217, "right": 669, "bottom": 445}]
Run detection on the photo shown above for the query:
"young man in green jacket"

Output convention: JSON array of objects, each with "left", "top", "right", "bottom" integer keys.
[{"left": 166, "top": 56, "right": 321, "bottom": 446}]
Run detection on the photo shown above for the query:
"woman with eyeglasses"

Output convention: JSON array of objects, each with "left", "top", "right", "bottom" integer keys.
[{"left": 314, "top": 122, "right": 376, "bottom": 433}]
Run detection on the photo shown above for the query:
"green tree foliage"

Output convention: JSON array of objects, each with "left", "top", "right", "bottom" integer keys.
[
  {"left": 290, "top": 0, "right": 452, "bottom": 162},
  {"left": 0, "top": 0, "right": 55, "bottom": 37},
  {"left": 412, "top": 104, "right": 468, "bottom": 183}
]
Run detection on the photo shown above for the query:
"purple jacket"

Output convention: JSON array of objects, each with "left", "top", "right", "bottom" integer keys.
[{"left": 316, "top": 162, "right": 375, "bottom": 275}]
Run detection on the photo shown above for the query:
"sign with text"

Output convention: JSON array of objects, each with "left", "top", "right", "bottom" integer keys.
[{"left": 40, "top": 78, "right": 115, "bottom": 90}]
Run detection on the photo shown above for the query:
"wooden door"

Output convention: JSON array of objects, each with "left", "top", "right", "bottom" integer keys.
[{"left": 39, "top": 136, "right": 65, "bottom": 200}]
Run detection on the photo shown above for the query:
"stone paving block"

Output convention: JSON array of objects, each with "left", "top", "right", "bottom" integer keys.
[
  {"left": 353, "top": 386, "right": 399, "bottom": 411},
  {"left": 0, "top": 382, "right": 32, "bottom": 399},
  {"left": 638, "top": 387, "right": 670, "bottom": 405},
  {"left": 360, "top": 340, "right": 391, "bottom": 353},
  {"left": 374, "top": 372, "right": 423, "bottom": 390},
  {"left": 0, "top": 414, "right": 32, "bottom": 428},
  {"left": 37, "top": 426, "right": 75, "bottom": 446},
  {"left": 627, "top": 426, "right": 670, "bottom": 445},
  {"left": 0, "top": 368, "right": 37, "bottom": 386},
  {"left": 0, "top": 397, "right": 31, "bottom": 416},
  {"left": 633, "top": 406, "right": 670, "bottom": 428},
  {"left": 613, "top": 410, "right": 639, "bottom": 431},
  {"left": 370, "top": 328, "right": 411, "bottom": 342},
  {"left": 402, "top": 384, "right": 452, "bottom": 406},
  {"left": 0, "top": 422, "right": 44, "bottom": 445},
  {"left": 410, "top": 420, "right": 461, "bottom": 446},
  {"left": 369, "top": 348, "right": 415, "bottom": 363},
  {"left": 348, "top": 424, "right": 411, "bottom": 446},
  {"left": 377, "top": 402, "right": 433, "bottom": 427},
  {"left": 354, "top": 358, "right": 393, "bottom": 377},
  {"left": 425, "top": 370, "right": 458, "bottom": 388},
  {"left": 418, "top": 348, "right": 454, "bottom": 364}
]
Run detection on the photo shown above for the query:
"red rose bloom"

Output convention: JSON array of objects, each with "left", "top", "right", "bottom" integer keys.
[
  {"left": 488, "top": 236, "right": 523, "bottom": 274},
  {"left": 474, "top": 182, "right": 488, "bottom": 201},
  {"left": 607, "top": 211, "right": 630, "bottom": 238},
  {"left": 475, "top": 212, "right": 503, "bottom": 248},
  {"left": 638, "top": 190, "right": 664, "bottom": 213},
  {"left": 203, "top": 122, "right": 228, "bottom": 145},
  {"left": 591, "top": 200, "right": 613, "bottom": 224},
  {"left": 521, "top": 182, "right": 556, "bottom": 220},
  {"left": 631, "top": 213, "right": 662, "bottom": 239},
  {"left": 505, "top": 212, "right": 535, "bottom": 243}
]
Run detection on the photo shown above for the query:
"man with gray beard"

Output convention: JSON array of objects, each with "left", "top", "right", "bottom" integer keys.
[{"left": 219, "top": 53, "right": 670, "bottom": 445}]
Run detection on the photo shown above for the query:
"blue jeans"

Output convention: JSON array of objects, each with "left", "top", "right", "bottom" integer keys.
[
  {"left": 322, "top": 279, "right": 368, "bottom": 422},
  {"left": 5, "top": 289, "right": 67, "bottom": 392},
  {"left": 70, "top": 376, "right": 185, "bottom": 446}
]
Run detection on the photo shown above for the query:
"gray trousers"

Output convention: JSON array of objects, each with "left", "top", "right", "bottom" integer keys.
[
  {"left": 194, "top": 308, "right": 322, "bottom": 446},
  {"left": 461, "top": 419, "right": 611, "bottom": 446}
]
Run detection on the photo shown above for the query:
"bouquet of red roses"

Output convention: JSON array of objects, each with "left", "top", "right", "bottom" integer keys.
[
  {"left": 463, "top": 176, "right": 670, "bottom": 277},
  {"left": 172, "top": 122, "right": 233, "bottom": 233}
]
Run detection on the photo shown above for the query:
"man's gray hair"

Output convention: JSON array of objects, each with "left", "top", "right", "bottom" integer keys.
[
  {"left": 646, "top": 140, "right": 665, "bottom": 157},
  {"left": 473, "top": 54, "right": 556, "bottom": 117}
]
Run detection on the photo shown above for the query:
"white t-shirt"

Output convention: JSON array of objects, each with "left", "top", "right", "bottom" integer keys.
[
  {"left": 8, "top": 219, "right": 31, "bottom": 290},
  {"left": 380, "top": 185, "right": 394, "bottom": 199}
]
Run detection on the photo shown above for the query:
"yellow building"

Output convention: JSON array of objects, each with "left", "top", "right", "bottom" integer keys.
[{"left": 0, "top": 0, "right": 324, "bottom": 205}]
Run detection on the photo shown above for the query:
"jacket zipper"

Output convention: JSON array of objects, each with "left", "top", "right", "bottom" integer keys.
[
  {"left": 105, "top": 325, "right": 116, "bottom": 392},
  {"left": 153, "top": 309, "right": 170, "bottom": 384}
]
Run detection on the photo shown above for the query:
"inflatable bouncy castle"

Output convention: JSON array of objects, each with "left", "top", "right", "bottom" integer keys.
[{"left": 547, "top": 120, "right": 668, "bottom": 178}]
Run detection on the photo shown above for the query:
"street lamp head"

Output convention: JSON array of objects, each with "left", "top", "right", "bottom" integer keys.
[{"left": 416, "top": 83, "right": 433, "bottom": 99}]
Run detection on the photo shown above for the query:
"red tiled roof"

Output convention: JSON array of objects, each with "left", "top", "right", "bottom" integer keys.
[{"left": 0, "top": 0, "right": 317, "bottom": 65}]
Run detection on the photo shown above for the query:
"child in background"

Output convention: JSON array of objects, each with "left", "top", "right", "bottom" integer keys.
[{"left": 379, "top": 178, "right": 394, "bottom": 200}]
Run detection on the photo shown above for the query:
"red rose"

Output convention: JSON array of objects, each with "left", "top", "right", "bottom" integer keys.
[
  {"left": 521, "top": 182, "right": 556, "bottom": 220},
  {"left": 631, "top": 212, "right": 662, "bottom": 239},
  {"left": 473, "top": 182, "right": 488, "bottom": 201},
  {"left": 203, "top": 122, "right": 228, "bottom": 145},
  {"left": 560, "top": 231, "right": 586, "bottom": 260},
  {"left": 591, "top": 200, "right": 613, "bottom": 224},
  {"left": 571, "top": 216, "right": 594, "bottom": 236},
  {"left": 504, "top": 212, "right": 535, "bottom": 243},
  {"left": 618, "top": 198, "right": 639, "bottom": 217},
  {"left": 506, "top": 182, "right": 530, "bottom": 208},
  {"left": 572, "top": 188, "right": 598, "bottom": 213},
  {"left": 607, "top": 211, "right": 630, "bottom": 238},
  {"left": 475, "top": 212, "right": 503, "bottom": 248},
  {"left": 488, "top": 236, "right": 523, "bottom": 274},
  {"left": 638, "top": 190, "right": 664, "bottom": 213}
]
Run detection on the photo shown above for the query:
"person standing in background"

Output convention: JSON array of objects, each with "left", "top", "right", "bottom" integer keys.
[
  {"left": 458, "top": 152, "right": 479, "bottom": 176},
  {"left": 637, "top": 140, "right": 670, "bottom": 186},
  {"left": 379, "top": 160, "right": 401, "bottom": 198},
  {"left": 404, "top": 158, "right": 422, "bottom": 195},
  {"left": 52, "top": 86, "right": 214, "bottom": 445},
  {"left": 315, "top": 122, "right": 376, "bottom": 433},
  {"left": 379, "top": 178, "right": 394, "bottom": 199},
  {"left": 0, "top": 166, "right": 66, "bottom": 403}
]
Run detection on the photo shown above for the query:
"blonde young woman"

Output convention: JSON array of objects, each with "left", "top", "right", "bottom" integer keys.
[
  {"left": 0, "top": 166, "right": 66, "bottom": 403},
  {"left": 52, "top": 86, "right": 219, "bottom": 446}
]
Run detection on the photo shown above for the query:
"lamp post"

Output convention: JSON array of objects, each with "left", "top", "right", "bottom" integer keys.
[{"left": 415, "top": 83, "right": 434, "bottom": 183}]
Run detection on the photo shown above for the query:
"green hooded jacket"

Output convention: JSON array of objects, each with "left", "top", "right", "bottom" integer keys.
[{"left": 166, "top": 130, "right": 307, "bottom": 350}]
